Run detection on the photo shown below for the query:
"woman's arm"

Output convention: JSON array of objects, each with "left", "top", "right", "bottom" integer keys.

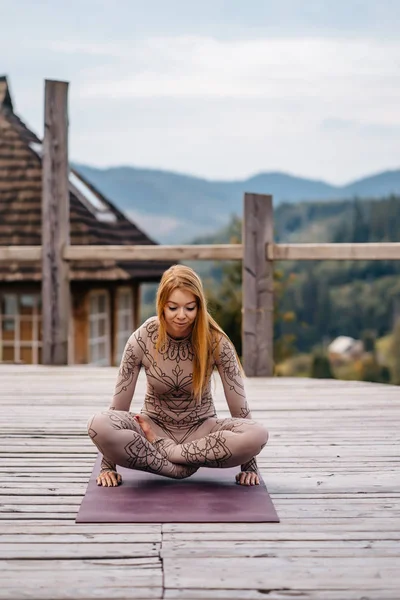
[
  {"left": 214, "top": 334, "right": 259, "bottom": 475},
  {"left": 109, "top": 331, "right": 144, "bottom": 411},
  {"left": 99, "top": 327, "right": 145, "bottom": 476}
]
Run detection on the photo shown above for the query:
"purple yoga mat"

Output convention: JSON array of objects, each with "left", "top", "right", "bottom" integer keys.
[{"left": 76, "top": 455, "right": 280, "bottom": 523}]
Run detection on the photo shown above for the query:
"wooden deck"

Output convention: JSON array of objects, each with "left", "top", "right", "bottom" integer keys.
[{"left": 0, "top": 365, "right": 399, "bottom": 600}]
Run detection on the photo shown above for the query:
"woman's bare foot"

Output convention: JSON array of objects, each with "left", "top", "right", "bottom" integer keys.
[{"left": 134, "top": 414, "right": 157, "bottom": 443}]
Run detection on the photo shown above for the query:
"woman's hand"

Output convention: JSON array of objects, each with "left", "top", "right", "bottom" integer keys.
[
  {"left": 96, "top": 469, "right": 122, "bottom": 487},
  {"left": 235, "top": 471, "right": 260, "bottom": 486}
]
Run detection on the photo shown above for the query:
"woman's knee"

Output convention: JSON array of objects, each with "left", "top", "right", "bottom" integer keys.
[
  {"left": 87, "top": 411, "right": 107, "bottom": 434},
  {"left": 87, "top": 412, "right": 114, "bottom": 450},
  {"left": 247, "top": 423, "right": 269, "bottom": 454}
]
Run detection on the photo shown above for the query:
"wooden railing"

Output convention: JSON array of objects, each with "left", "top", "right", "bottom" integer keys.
[
  {"left": 2, "top": 224, "right": 400, "bottom": 376},
  {"left": 2, "top": 79, "right": 400, "bottom": 375},
  {"left": 3, "top": 242, "right": 400, "bottom": 263}
]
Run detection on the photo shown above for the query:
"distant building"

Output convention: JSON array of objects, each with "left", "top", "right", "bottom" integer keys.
[
  {"left": 328, "top": 335, "right": 364, "bottom": 365},
  {"left": 0, "top": 75, "right": 170, "bottom": 366}
]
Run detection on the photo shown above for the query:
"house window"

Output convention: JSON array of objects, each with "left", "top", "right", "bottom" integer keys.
[
  {"left": 116, "top": 288, "right": 133, "bottom": 364},
  {"left": 0, "top": 293, "right": 42, "bottom": 364},
  {"left": 88, "top": 291, "right": 110, "bottom": 366}
]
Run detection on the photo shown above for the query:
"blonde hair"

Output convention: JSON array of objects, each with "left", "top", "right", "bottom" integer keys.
[{"left": 156, "top": 264, "right": 242, "bottom": 401}]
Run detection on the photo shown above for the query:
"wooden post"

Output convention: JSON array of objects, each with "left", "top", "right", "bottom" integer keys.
[
  {"left": 242, "top": 193, "right": 274, "bottom": 376},
  {"left": 41, "top": 79, "right": 70, "bottom": 365}
]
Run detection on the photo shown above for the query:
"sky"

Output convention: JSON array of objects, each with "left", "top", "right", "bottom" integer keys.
[{"left": 1, "top": 0, "right": 400, "bottom": 184}]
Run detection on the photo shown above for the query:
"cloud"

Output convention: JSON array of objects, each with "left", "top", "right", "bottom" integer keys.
[
  {"left": 64, "top": 36, "right": 400, "bottom": 101},
  {"left": 3, "top": 0, "right": 400, "bottom": 42},
  {"left": 321, "top": 118, "right": 400, "bottom": 138},
  {"left": 4, "top": 25, "right": 400, "bottom": 183}
]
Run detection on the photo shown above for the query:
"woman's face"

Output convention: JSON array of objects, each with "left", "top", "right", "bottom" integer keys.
[{"left": 164, "top": 288, "right": 198, "bottom": 338}]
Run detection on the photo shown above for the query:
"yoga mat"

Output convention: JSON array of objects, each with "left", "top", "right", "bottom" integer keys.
[{"left": 76, "top": 455, "right": 280, "bottom": 523}]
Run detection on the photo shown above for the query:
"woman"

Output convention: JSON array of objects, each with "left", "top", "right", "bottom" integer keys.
[{"left": 87, "top": 265, "right": 268, "bottom": 487}]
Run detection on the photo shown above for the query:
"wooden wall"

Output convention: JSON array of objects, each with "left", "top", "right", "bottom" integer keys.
[
  {"left": 71, "top": 286, "right": 89, "bottom": 365},
  {"left": 1, "top": 281, "right": 143, "bottom": 366}
]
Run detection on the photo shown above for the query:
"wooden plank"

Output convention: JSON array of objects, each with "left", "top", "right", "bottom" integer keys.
[
  {"left": 0, "top": 560, "right": 162, "bottom": 599},
  {"left": 162, "top": 531, "right": 400, "bottom": 542},
  {"left": 64, "top": 244, "right": 243, "bottom": 261},
  {"left": 161, "top": 539, "right": 400, "bottom": 558},
  {"left": 0, "top": 524, "right": 160, "bottom": 533},
  {"left": 268, "top": 241, "right": 400, "bottom": 261},
  {"left": 0, "top": 533, "right": 160, "bottom": 542},
  {"left": 0, "top": 583, "right": 160, "bottom": 600},
  {"left": 41, "top": 78, "right": 70, "bottom": 365},
  {"left": 0, "top": 498, "right": 82, "bottom": 506},
  {"left": 0, "top": 542, "right": 159, "bottom": 559},
  {"left": 163, "top": 556, "right": 400, "bottom": 590},
  {"left": 0, "top": 246, "right": 42, "bottom": 261},
  {"left": 242, "top": 193, "right": 273, "bottom": 376},
  {"left": 0, "top": 514, "right": 78, "bottom": 519},
  {"left": 161, "top": 519, "right": 400, "bottom": 533},
  {"left": 3, "top": 241, "right": 400, "bottom": 264},
  {"left": 165, "top": 590, "right": 400, "bottom": 599}
]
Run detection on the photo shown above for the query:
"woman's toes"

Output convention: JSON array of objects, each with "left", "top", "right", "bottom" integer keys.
[{"left": 134, "top": 415, "right": 156, "bottom": 443}]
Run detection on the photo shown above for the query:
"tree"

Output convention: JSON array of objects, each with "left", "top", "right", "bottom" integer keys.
[
  {"left": 390, "top": 320, "right": 400, "bottom": 385},
  {"left": 206, "top": 260, "right": 297, "bottom": 362},
  {"left": 310, "top": 352, "right": 335, "bottom": 379},
  {"left": 207, "top": 261, "right": 243, "bottom": 353},
  {"left": 361, "top": 355, "right": 391, "bottom": 384},
  {"left": 362, "top": 330, "right": 376, "bottom": 354}
]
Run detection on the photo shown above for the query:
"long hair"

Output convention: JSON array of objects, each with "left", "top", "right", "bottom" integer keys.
[{"left": 156, "top": 264, "right": 242, "bottom": 402}]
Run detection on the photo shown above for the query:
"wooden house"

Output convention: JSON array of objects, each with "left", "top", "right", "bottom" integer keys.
[{"left": 0, "top": 75, "right": 170, "bottom": 366}]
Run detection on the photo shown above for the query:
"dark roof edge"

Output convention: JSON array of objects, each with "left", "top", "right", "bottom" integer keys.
[{"left": 0, "top": 75, "right": 14, "bottom": 111}]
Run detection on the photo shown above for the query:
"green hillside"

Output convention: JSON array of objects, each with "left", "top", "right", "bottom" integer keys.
[{"left": 192, "top": 195, "right": 400, "bottom": 354}]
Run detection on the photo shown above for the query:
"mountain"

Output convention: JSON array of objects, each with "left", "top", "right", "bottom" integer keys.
[{"left": 73, "top": 163, "right": 400, "bottom": 243}]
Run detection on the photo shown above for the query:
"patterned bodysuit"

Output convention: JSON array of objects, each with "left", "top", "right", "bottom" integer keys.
[{"left": 87, "top": 317, "right": 268, "bottom": 479}]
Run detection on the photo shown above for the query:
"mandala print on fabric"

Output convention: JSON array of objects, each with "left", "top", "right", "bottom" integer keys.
[
  {"left": 211, "top": 417, "right": 255, "bottom": 434},
  {"left": 114, "top": 342, "right": 141, "bottom": 396},
  {"left": 143, "top": 393, "right": 215, "bottom": 427},
  {"left": 123, "top": 436, "right": 167, "bottom": 473},
  {"left": 100, "top": 456, "right": 117, "bottom": 472},
  {"left": 145, "top": 318, "right": 194, "bottom": 362},
  {"left": 180, "top": 432, "right": 233, "bottom": 467},
  {"left": 218, "top": 339, "right": 246, "bottom": 399},
  {"left": 241, "top": 457, "right": 258, "bottom": 473},
  {"left": 141, "top": 334, "right": 215, "bottom": 427},
  {"left": 145, "top": 318, "right": 159, "bottom": 344},
  {"left": 239, "top": 402, "right": 251, "bottom": 418},
  {"left": 104, "top": 411, "right": 137, "bottom": 430},
  {"left": 87, "top": 415, "right": 107, "bottom": 456},
  {"left": 159, "top": 338, "right": 194, "bottom": 363}
]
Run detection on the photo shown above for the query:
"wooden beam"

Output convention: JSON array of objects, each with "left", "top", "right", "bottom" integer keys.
[
  {"left": 41, "top": 79, "right": 70, "bottom": 365},
  {"left": 63, "top": 244, "right": 243, "bottom": 261},
  {"left": 242, "top": 194, "right": 274, "bottom": 377},
  {"left": 2, "top": 242, "right": 400, "bottom": 264},
  {"left": 0, "top": 247, "right": 42, "bottom": 261},
  {"left": 267, "top": 242, "right": 400, "bottom": 261}
]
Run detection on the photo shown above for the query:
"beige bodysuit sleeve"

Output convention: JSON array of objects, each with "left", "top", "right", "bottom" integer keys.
[
  {"left": 214, "top": 333, "right": 258, "bottom": 473},
  {"left": 109, "top": 326, "right": 145, "bottom": 411},
  {"left": 98, "top": 326, "right": 145, "bottom": 474}
]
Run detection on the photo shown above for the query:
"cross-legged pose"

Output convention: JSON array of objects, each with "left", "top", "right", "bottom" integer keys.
[{"left": 87, "top": 265, "right": 269, "bottom": 487}]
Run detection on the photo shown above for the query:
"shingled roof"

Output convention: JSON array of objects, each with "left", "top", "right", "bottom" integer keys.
[{"left": 0, "top": 75, "right": 171, "bottom": 282}]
